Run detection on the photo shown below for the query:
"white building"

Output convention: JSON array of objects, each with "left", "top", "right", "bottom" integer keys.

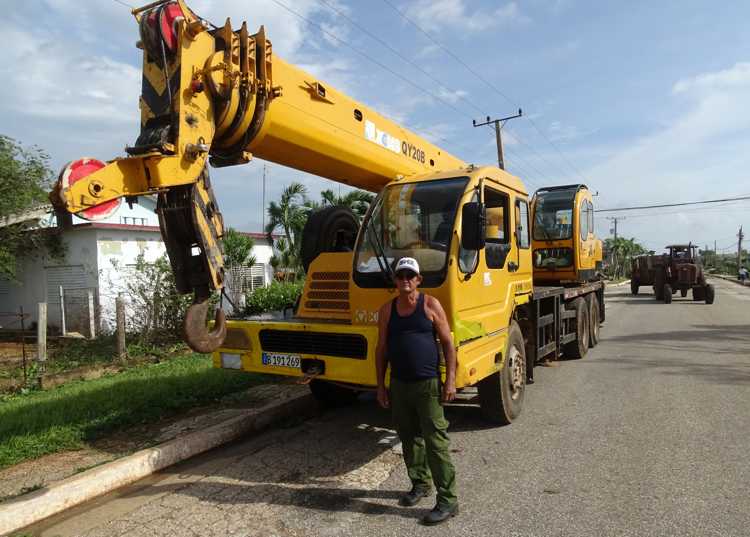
[{"left": 0, "top": 198, "right": 273, "bottom": 335}]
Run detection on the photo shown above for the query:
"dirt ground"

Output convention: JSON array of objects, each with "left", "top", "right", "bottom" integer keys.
[{"left": 0, "top": 341, "right": 34, "bottom": 367}]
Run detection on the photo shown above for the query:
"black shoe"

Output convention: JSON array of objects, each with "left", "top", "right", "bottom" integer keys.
[
  {"left": 398, "top": 486, "right": 431, "bottom": 507},
  {"left": 421, "top": 503, "right": 459, "bottom": 525}
]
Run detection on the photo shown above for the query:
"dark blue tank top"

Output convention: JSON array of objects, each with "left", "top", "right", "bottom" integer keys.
[{"left": 387, "top": 293, "right": 440, "bottom": 381}]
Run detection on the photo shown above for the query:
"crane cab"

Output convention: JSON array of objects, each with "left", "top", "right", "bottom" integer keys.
[{"left": 530, "top": 184, "right": 602, "bottom": 284}]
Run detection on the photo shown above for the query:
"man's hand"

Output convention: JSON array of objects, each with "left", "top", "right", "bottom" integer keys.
[
  {"left": 377, "top": 385, "right": 390, "bottom": 408},
  {"left": 441, "top": 379, "right": 456, "bottom": 403}
]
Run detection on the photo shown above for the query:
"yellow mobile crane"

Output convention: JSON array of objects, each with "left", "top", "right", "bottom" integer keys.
[{"left": 53, "top": 0, "right": 604, "bottom": 423}]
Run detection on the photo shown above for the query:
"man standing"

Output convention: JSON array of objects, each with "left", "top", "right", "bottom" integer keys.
[{"left": 375, "top": 257, "right": 458, "bottom": 525}]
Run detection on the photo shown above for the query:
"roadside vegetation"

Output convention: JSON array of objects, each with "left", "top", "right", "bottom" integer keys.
[{"left": 0, "top": 353, "right": 263, "bottom": 468}]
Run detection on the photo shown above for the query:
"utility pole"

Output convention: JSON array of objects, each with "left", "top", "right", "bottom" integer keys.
[
  {"left": 738, "top": 225, "right": 745, "bottom": 272},
  {"left": 262, "top": 164, "right": 267, "bottom": 233},
  {"left": 606, "top": 216, "right": 625, "bottom": 276},
  {"left": 473, "top": 109, "right": 523, "bottom": 170}
]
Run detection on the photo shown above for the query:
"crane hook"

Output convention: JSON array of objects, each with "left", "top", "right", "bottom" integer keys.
[{"left": 183, "top": 297, "right": 227, "bottom": 353}]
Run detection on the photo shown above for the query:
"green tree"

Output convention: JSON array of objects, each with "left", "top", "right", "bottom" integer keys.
[
  {"left": 319, "top": 188, "right": 374, "bottom": 221},
  {"left": 222, "top": 228, "right": 256, "bottom": 307},
  {"left": 0, "top": 135, "right": 64, "bottom": 279},
  {"left": 604, "top": 237, "right": 646, "bottom": 279},
  {"left": 264, "top": 182, "right": 310, "bottom": 279}
]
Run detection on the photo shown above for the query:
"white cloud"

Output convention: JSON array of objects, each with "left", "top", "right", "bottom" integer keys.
[
  {"left": 672, "top": 62, "right": 750, "bottom": 96},
  {"left": 408, "top": 0, "right": 529, "bottom": 32},
  {"left": 436, "top": 88, "right": 469, "bottom": 104},
  {"left": 584, "top": 62, "right": 750, "bottom": 246}
]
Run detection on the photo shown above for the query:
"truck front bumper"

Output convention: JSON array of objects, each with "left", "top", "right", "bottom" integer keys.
[{"left": 212, "top": 319, "right": 380, "bottom": 387}]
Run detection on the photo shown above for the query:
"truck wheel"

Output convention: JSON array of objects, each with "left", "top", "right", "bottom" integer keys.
[
  {"left": 654, "top": 271, "right": 665, "bottom": 300},
  {"left": 663, "top": 284, "right": 672, "bottom": 304},
  {"left": 681, "top": 288, "right": 688, "bottom": 297},
  {"left": 630, "top": 280, "right": 639, "bottom": 295},
  {"left": 563, "top": 298, "right": 589, "bottom": 359},
  {"left": 705, "top": 284, "right": 715, "bottom": 304},
  {"left": 588, "top": 294, "right": 600, "bottom": 348},
  {"left": 693, "top": 286, "right": 705, "bottom": 301},
  {"left": 300, "top": 206, "right": 359, "bottom": 273},
  {"left": 309, "top": 379, "right": 359, "bottom": 407},
  {"left": 477, "top": 321, "right": 525, "bottom": 425}
]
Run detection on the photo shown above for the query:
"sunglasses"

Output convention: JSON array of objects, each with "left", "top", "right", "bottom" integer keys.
[{"left": 395, "top": 271, "right": 418, "bottom": 280}]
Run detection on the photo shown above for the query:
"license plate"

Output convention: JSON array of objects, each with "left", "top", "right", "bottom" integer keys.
[{"left": 261, "top": 352, "right": 301, "bottom": 368}]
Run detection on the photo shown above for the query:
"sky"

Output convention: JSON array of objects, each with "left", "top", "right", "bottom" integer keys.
[{"left": 2, "top": 0, "right": 749, "bottom": 255}]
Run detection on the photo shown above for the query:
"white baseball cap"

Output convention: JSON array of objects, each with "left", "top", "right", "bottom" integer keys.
[{"left": 394, "top": 257, "right": 420, "bottom": 275}]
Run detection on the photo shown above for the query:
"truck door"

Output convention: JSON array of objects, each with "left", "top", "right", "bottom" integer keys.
[
  {"left": 455, "top": 182, "right": 514, "bottom": 337},
  {"left": 577, "top": 196, "right": 596, "bottom": 274}
]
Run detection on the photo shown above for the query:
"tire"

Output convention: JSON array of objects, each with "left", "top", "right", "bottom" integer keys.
[
  {"left": 681, "top": 288, "right": 688, "bottom": 297},
  {"left": 630, "top": 280, "right": 639, "bottom": 295},
  {"left": 309, "top": 379, "right": 359, "bottom": 407},
  {"left": 563, "top": 297, "right": 589, "bottom": 359},
  {"left": 478, "top": 321, "right": 526, "bottom": 425},
  {"left": 705, "top": 284, "right": 715, "bottom": 304},
  {"left": 654, "top": 270, "right": 665, "bottom": 300},
  {"left": 588, "top": 294, "right": 600, "bottom": 348},
  {"left": 663, "top": 284, "right": 672, "bottom": 304},
  {"left": 693, "top": 286, "right": 705, "bottom": 301},
  {"left": 300, "top": 206, "right": 359, "bottom": 273}
]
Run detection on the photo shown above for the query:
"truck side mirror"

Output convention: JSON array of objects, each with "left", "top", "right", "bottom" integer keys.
[{"left": 461, "top": 202, "right": 486, "bottom": 250}]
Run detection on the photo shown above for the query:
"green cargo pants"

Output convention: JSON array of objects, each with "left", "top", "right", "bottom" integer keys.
[{"left": 390, "top": 377, "right": 457, "bottom": 509}]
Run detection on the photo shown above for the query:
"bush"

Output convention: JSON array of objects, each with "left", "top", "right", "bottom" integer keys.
[{"left": 244, "top": 281, "right": 304, "bottom": 316}]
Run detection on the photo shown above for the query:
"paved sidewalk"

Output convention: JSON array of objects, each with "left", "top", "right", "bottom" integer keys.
[{"left": 0, "top": 383, "right": 315, "bottom": 535}]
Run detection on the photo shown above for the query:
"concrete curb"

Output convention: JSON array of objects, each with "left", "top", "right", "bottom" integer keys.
[
  {"left": 605, "top": 279, "right": 631, "bottom": 288},
  {"left": 0, "top": 387, "right": 315, "bottom": 536},
  {"left": 710, "top": 274, "right": 749, "bottom": 288}
]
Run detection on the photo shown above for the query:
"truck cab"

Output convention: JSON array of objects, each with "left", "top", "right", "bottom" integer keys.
[{"left": 218, "top": 166, "right": 533, "bottom": 398}]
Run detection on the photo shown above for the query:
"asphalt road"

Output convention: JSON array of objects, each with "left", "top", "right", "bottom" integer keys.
[{"left": 24, "top": 278, "right": 750, "bottom": 537}]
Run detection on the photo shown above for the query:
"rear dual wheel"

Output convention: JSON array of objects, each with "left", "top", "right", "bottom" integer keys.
[
  {"left": 588, "top": 294, "right": 600, "bottom": 348},
  {"left": 563, "top": 297, "right": 589, "bottom": 359}
]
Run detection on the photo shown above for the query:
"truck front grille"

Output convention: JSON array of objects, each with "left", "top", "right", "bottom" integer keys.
[{"left": 259, "top": 329, "right": 367, "bottom": 359}]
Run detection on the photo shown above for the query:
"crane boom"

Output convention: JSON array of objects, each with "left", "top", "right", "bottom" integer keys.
[{"left": 50, "top": 0, "right": 465, "bottom": 352}]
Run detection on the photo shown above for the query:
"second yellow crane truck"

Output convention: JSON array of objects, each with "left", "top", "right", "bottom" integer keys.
[{"left": 51, "top": 0, "right": 604, "bottom": 424}]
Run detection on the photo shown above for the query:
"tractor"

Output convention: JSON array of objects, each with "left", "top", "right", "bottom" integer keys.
[{"left": 630, "top": 244, "right": 714, "bottom": 304}]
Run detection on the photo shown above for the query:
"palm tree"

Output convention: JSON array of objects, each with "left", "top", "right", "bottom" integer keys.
[
  {"left": 605, "top": 237, "right": 646, "bottom": 279},
  {"left": 222, "top": 228, "right": 256, "bottom": 307},
  {"left": 319, "top": 188, "right": 374, "bottom": 221},
  {"left": 265, "top": 183, "right": 309, "bottom": 279}
]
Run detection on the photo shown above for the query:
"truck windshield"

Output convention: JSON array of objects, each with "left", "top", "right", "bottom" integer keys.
[
  {"left": 354, "top": 177, "right": 468, "bottom": 288},
  {"left": 533, "top": 188, "right": 577, "bottom": 241}
]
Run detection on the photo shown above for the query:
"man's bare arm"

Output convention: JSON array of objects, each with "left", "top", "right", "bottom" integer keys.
[
  {"left": 375, "top": 302, "right": 390, "bottom": 408},
  {"left": 426, "top": 296, "right": 457, "bottom": 402}
]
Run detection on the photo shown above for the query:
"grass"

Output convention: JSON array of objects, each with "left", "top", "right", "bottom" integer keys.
[{"left": 0, "top": 354, "right": 264, "bottom": 469}]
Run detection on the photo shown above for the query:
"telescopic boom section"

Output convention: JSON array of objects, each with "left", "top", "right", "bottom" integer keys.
[{"left": 50, "top": 0, "right": 465, "bottom": 352}]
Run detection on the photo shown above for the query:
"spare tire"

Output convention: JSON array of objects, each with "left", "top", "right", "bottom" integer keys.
[{"left": 301, "top": 205, "right": 359, "bottom": 272}]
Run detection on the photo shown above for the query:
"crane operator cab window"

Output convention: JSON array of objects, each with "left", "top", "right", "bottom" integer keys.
[
  {"left": 354, "top": 177, "right": 468, "bottom": 288},
  {"left": 533, "top": 187, "right": 576, "bottom": 269}
]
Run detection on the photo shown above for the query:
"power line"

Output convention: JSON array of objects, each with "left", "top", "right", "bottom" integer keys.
[
  {"left": 270, "top": 0, "right": 486, "bottom": 127},
  {"left": 379, "top": 0, "right": 590, "bottom": 187},
  {"left": 594, "top": 201, "right": 750, "bottom": 220},
  {"left": 306, "top": 0, "right": 559, "bottom": 187},
  {"left": 596, "top": 195, "right": 750, "bottom": 213},
  {"left": 112, "top": 0, "right": 134, "bottom": 9}
]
